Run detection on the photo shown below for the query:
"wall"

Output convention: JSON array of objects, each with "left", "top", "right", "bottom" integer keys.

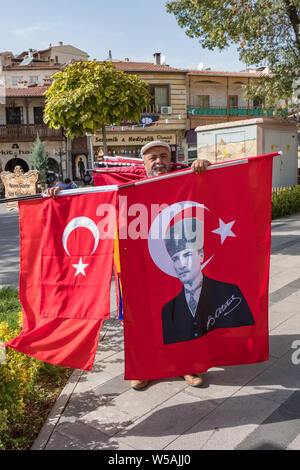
[{"left": 189, "top": 76, "right": 251, "bottom": 108}]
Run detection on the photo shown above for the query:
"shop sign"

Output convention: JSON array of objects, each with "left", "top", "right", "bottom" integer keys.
[
  {"left": 0, "top": 142, "right": 66, "bottom": 157},
  {"left": 93, "top": 132, "right": 177, "bottom": 146},
  {"left": 139, "top": 115, "right": 157, "bottom": 126},
  {"left": 1, "top": 165, "right": 39, "bottom": 211}
]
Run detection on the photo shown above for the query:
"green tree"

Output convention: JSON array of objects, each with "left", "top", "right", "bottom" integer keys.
[
  {"left": 166, "top": 0, "right": 300, "bottom": 112},
  {"left": 31, "top": 135, "right": 48, "bottom": 185},
  {"left": 44, "top": 61, "right": 151, "bottom": 155}
]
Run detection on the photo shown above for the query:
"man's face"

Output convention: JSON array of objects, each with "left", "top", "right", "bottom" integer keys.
[
  {"left": 171, "top": 248, "right": 204, "bottom": 285},
  {"left": 143, "top": 146, "right": 171, "bottom": 177}
]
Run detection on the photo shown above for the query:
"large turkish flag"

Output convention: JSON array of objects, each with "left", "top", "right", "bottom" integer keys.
[{"left": 118, "top": 156, "right": 273, "bottom": 380}]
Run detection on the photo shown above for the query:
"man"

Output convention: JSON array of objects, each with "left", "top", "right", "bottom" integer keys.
[
  {"left": 46, "top": 178, "right": 77, "bottom": 196},
  {"left": 78, "top": 157, "right": 85, "bottom": 180},
  {"left": 141, "top": 141, "right": 208, "bottom": 177},
  {"left": 130, "top": 142, "right": 211, "bottom": 390},
  {"left": 64, "top": 178, "right": 78, "bottom": 189},
  {"left": 162, "top": 218, "right": 254, "bottom": 345}
]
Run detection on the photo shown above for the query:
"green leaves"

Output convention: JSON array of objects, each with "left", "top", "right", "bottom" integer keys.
[
  {"left": 44, "top": 61, "right": 151, "bottom": 139},
  {"left": 31, "top": 135, "right": 48, "bottom": 183},
  {"left": 166, "top": 0, "right": 300, "bottom": 111}
]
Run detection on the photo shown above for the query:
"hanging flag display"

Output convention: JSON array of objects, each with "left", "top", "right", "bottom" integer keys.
[
  {"left": 118, "top": 155, "right": 274, "bottom": 380},
  {"left": 5, "top": 153, "right": 277, "bottom": 374}
]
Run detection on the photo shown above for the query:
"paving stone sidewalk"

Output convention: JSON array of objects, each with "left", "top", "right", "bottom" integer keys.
[{"left": 29, "top": 213, "right": 300, "bottom": 451}]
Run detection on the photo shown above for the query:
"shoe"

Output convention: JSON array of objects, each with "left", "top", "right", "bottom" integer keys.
[
  {"left": 131, "top": 380, "right": 149, "bottom": 390},
  {"left": 183, "top": 374, "right": 203, "bottom": 387}
]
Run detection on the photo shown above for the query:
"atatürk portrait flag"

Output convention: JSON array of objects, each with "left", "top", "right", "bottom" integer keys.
[{"left": 118, "top": 155, "right": 274, "bottom": 380}]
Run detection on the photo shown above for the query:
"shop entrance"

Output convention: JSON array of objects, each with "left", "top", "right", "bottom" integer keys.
[
  {"left": 5, "top": 158, "right": 29, "bottom": 173},
  {"left": 72, "top": 153, "right": 88, "bottom": 181}
]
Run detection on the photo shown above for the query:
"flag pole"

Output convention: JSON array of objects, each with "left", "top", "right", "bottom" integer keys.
[{"left": 0, "top": 184, "right": 119, "bottom": 204}]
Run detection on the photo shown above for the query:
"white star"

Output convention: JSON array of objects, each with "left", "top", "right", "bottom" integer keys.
[
  {"left": 212, "top": 219, "right": 236, "bottom": 244},
  {"left": 72, "top": 258, "right": 89, "bottom": 277}
]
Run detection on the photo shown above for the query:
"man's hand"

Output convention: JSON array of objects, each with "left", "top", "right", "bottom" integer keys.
[
  {"left": 44, "top": 187, "right": 61, "bottom": 199},
  {"left": 191, "top": 159, "right": 211, "bottom": 174}
]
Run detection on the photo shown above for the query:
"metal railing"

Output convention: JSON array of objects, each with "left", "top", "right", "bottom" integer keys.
[{"left": 188, "top": 106, "right": 288, "bottom": 117}]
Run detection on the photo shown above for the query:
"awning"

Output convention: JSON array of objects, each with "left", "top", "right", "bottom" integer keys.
[{"left": 185, "top": 129, "right": 197, "bottom": 144}]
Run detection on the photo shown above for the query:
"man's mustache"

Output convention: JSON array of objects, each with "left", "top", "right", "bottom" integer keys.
[{"left": 153, "top": 164, "right": 167, "bottom": 170}]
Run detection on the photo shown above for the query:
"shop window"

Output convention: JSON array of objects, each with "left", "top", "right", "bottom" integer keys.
[
  {"left": 195, "top": 95, "right": 210, "bottom": 107},
  {"left": 188, "top": 146, "right": 197, "bottom": 164},
  {"left": 6, "top": 107, "right": 23, "bottom": 125},
  {"left": 229, "top": 95, "right": 238, "bottom": 107},
  {"left": 148, "top": 85, "right": 169, "bottom": 113},
  {"left": 34, "top": 107, "right": 44, "bottom": 125}
]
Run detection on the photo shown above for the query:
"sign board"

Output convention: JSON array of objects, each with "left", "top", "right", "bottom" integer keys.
[
  {"left": 1, "top": 165, "right": 40, "bottom": 211},
  {"left": 92, "top": 132, "right": 177, "bottom": 147}
]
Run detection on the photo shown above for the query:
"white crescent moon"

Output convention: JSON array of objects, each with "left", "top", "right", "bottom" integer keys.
[
  {"left": 62, "top": 217, "right": 100, "bottom": 256},
  {"left": 148, "top": 201, "right": 207, "bottom": 277}
]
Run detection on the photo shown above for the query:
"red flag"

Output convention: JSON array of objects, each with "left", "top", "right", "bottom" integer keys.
[
  {"left": 118, "top": 156, "right": 273, "bottom": 380},
  {"left": 6, "top": 190, "right": 117, "bottom": 370},
  {"left": 40, "top": 192, "right": 116, "bottom": 320},
  {"left": 93, "top": 166, "right": 146, "bottom": 186}
]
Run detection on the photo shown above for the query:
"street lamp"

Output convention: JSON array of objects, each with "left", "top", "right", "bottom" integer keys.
[
  {"left": 58, "top": 148, "right": 63, "bottom": 179},
  {"left": 54, "top": 148, "right": 65, "bottom": 180}
]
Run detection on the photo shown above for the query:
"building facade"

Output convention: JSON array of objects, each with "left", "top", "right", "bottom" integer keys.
[
  {"left": 0, "top": 46, "right": 287, "bottom": 182},
  {"left": 0, "top": 43, "right": 89, "bottom": 178},
  {"left": 184, "top": 69, "right": 282, "bottom": 162},
  {"left": 91, "top": 55, "right": 187, "bottom": 164}
]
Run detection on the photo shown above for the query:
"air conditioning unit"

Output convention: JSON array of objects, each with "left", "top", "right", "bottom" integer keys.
[{"left": 160, "top": 106, "right": 172, "bottom": 114}]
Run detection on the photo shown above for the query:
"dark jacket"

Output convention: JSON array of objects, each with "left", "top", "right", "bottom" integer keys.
[{"left": 161, "top": 274, "right": 254, "bottom": 345}]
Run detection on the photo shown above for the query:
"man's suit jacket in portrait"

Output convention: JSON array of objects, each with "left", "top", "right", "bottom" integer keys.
[{"left": 161, "top": 274, "right": 255, "bottom": 345}]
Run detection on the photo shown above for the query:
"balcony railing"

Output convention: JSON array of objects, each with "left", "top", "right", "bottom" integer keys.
[
  {"left": 188, "top": 106, "right": 288, "bottom": 117},
  {"left": 0, "top": 124, "right": 64, "bottom": 140},
  {"left": 141, "top": 104, "right": 160, "bottom": 114}
]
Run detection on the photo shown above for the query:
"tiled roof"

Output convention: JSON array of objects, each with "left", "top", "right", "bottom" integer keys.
[
  {"left": 0, "top": 86, "right": 49, "bottom": 97},
  {"left": 4, "top": 62, "right": 61, "bottom": 70},
  {"left": 110, "top": 61, "right": 184, "bottom": 72},
  {"left": 188, "top": 69, "right": 271, "bottom": 78}
]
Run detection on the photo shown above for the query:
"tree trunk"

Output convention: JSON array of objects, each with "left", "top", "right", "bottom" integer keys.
[
  {"left": 66, "top": 135, "right": 72, "bottom": 178},
  {"left": 102, "top": 124, "right": 108, "bottom": 156}
]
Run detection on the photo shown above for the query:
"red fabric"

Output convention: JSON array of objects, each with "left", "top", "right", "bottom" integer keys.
[
  {"left": 118, "top": 156, "right": 273, "bottom": 380},
  {"left": 6, "top": 190, "right": 117, "bottom": 370},
  {"left": 40, "top": 192, "right": 115, "bottom": 320},
  {"left": 93, "top": 166, "right": 147, "bottom": 186}
]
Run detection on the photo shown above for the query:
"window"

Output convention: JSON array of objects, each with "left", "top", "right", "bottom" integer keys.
[
  {"left": 6, "top": 107, "right": 23, "bottom": 125},
  {"left": 12, "top": 76, "right": 23, "bottom": 87},
  {"left": 33, "top": 107, "right": 44, "bottom": 125},
  {"left": 55, "top": 56, "right": 59, "bottom": 63},
  {"left": 228, "top": 95, "right": 238, "bottom": 107},
  {"left": 29, "top": 76, "right": 39, "bottom": 85},
  {"left": 148, "top": 85, "right": 169, "bottom": 113},
  {"left": 195, "top": 95, "right": 210, "bottom": 107}
]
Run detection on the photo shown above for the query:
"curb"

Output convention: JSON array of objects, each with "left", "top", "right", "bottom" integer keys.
[{"left": 31, "top": 368, "right": 83, "bottom": 450}]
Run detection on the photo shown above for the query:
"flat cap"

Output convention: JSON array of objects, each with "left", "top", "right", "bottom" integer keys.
[{"left": 140, "top": 140, "right": 171, "bottom": 157}]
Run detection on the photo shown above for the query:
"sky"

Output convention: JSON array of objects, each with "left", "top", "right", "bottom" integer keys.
[{"left": 0, "top": 0, "right": 245, "bottom": 71}]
